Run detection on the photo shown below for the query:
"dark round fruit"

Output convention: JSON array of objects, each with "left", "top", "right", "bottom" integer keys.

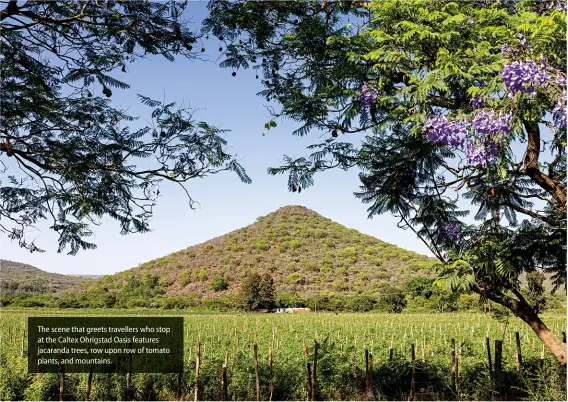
[
  {"left": 219, "top": 36, "right": 224, "bottom": 40},
  {"left": 160, "top": 131, "right": 167, "bottom": 138},
  {"left": 201, "top": 48, "right": 205, "bottom": 52},
  {"left": 219, "top": 47, "right": 223, "bottom": 51},
  {"left": 332, "top": 129, "right": 338, "bottom": 138},
  {"left": 232, "top": 72, "right": 236, "bottom": 76},
  {"left": 256, "top": 75, "right": 259, "bottom": 79}
]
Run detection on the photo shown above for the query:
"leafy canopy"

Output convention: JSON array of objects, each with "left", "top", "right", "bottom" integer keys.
[
  {"left": 205, "top": 0, "right": 566, "bottom": 295},
  {"left": 0, "top": 0, "right": 250, "bottom": 255}
]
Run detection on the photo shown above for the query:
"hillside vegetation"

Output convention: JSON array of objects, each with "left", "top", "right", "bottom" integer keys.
[
  {"left": 0, "top": 260, "right": 89, "bottom": 296},
  {"left": 73, "top": 206, "right": 436, "bottom": 306}
]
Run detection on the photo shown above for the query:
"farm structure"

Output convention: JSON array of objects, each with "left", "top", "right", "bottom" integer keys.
[{"left": 270, "top": 307, "right": 311, "bottom": 313}]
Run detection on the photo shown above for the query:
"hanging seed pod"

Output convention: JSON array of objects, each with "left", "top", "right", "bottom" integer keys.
[
  {"left": 201, "top": 47, "right": 205, "bottom": 52},
  {"left": 332, "top": 129, "right": 338, "bottom": 138},
  {"left": 160, "top": 131, "right": 167, "bottom": 138},
  {"left": 219, "top": 47, "right": 223, "bottom": 51},
  {"left": 232, "top": 72, "right": 236, "bottom": 77}
]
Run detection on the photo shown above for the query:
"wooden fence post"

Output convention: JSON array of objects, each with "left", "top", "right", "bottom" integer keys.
[
  {"left": 306, "top": 362, "right": 312, "bottom": 401},
  {"left": 369, "top": 352, "right": 374, "bottom": 400},
  {"left": 486, "top": 337, "right": 493, "bottom": 385},
  {"left": 365, "top": 349, "right": 369, "bottom": 396},
  {"left": 269, "top": 348, "right": 274, "bottom": 402},
  {"left": 178, "top": 365, "right": 183, "bottom": 400},
  {"left": 515, "top": 332, "right": 523, "bottom": 374},
  {"left": 408, "top": 344, "right": 416, "bottom": 401},
  {"left": 60, "top": 356, "right": 65, "bottom": 402},
  {"left": 21, "top": 327, "right": 26, "bottom": 358},
  {"left": 194, "top": 341, "right": 201, "bottom": 402},
  {"left": 494, "top": 340, "right": 503, "bottom": 401},
  {"left": 126, "top": 343, "right": 132, "bottom": 400},
  {"left": 86, "top": 366, "right": 94, "bottom": 401},
  {"left": 450, "top": 339, "right": 457, "bottom": 397},
  {"left": 253, "top": 344, "right": 260, "bottom": 401},
  {"left": 312, "top": 341, "right": 318, "bottom": 401},
  {"left": 221, "top": 364, "right": 229, "bottom": 401}
]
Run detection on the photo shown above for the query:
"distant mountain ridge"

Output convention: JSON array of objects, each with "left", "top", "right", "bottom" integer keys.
[
  {"left": 0, "top": 259, "right": 91, "bottom": 295},
  {"left": 76, "top": 205, "right": 437, "bottom": 303}
]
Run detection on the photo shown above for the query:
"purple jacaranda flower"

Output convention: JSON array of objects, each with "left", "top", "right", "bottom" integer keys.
[
  {"left": 465, "top": 139, "right": 497, "bottom": 165},
  {"left": 439, "top": 222, "right": 461, "bottom": 242},
  {"left": 471, "top": 110, "right": 513, "bottom": 137},
  {"left": 502, "top": 59, "right": 552, "bottom": 98},
  {"left": 470, "top": 96, "right": 485, "bottom": 109},
  {"left": 358, "top": 82, "right": 379, "bottom": 107},
  {"left": 553, "top": 90, "right": 567, "bottom": 129},
  {"left": 500, "top": 44, "right": 512, "bottom": 55},
  {"left": 424, "top": 114, "right": 467, "bottom": 148},
  {"left": 556, "top": 73, "right": 567, "bottom": 88}
]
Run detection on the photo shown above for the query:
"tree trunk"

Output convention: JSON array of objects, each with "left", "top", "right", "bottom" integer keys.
[
  {"left": 512, "top": 294, "right": 566, "bottom": 365},
  {"left": 522, "top": 120, "right": 566, "bottom": 212},
  {"left": 479, "top": 286, "right": 566, "bottom": 365}
]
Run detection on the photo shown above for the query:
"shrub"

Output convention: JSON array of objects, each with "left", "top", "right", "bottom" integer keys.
[
  {"left": 251, "top": 239, "right": 270, "bottom": 251},
  {"left": 287, "top": 273, "right": 306, "bottom": 285},
  {"left": 210, "top": 276, "right": 229, "bottom": 292}
]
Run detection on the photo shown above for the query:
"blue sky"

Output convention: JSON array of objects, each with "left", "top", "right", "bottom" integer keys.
[{"left": 2, "top": 2, "right": 434, "bottom": 275}]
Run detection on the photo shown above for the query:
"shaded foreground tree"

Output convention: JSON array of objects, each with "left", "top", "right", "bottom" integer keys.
[
  {"left": 0, "top": 0, "right": 250, "bottom": 255},
  {"left": 205, "top": 0, "right": 567, "bottom": 363}
]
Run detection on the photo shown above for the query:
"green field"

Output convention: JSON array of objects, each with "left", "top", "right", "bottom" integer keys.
[{"left": 1, "top": 309, "right": 566, "bottom": 401}]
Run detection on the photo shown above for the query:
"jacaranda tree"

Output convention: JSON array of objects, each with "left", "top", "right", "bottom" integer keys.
[
  {"left": 0, "top": 0, "right": 250, "bottom": 255},
  {"left": 205, "top": 0, "right": 567, "bottom": 363}
]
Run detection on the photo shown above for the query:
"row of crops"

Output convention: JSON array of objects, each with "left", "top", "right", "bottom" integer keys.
[{"left": 0, "top": 310, "right": 566, "bottom": 401}]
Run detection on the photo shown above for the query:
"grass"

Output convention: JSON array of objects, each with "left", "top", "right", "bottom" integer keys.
[{"left": 0, "top": 309, "right": 566, "bottom": 400}]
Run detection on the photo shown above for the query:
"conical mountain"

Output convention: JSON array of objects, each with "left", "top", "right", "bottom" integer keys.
[{"left": 78, "top": 205, "right": 436, "bottom": 303}]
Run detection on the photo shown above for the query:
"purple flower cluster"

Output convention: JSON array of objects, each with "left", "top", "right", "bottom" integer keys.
[
  {"left": 464, "top": 110, "right": 511, "bottom": 164},
  {"left": 465, "top": 139, "right": 499, "bottom": 165},
  {"left": 471, "top": 110, "right": 513, "bottom": 137},
  {"left": 546, "top": 0, "right": 567, "bottom": 11},
  {"left": 500, "top": 33, "right": 535, "bottom": 56},
  {"left": 439, "top": 222, "right": 461, "bottom": 242},
  {"left": 502, "top": 58, "right": 551, "bottom": 98},
  {"left": 424, "top": 114, "right": 466, "bottom": 148},
  {"left": 358, "top": 82, "right": 379, "bottom": 107},
  {"left": 556, "top": 73, "right": 566, "bottom": 88},
  {"left": 553, "top": 90, "right": 567, "bottom": 129},
  {"left": 470, "top": 96, "right": 485, "bottom": 109},
  {"left": 500, "top": 43, "right": 517, "bottom": 56}
]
